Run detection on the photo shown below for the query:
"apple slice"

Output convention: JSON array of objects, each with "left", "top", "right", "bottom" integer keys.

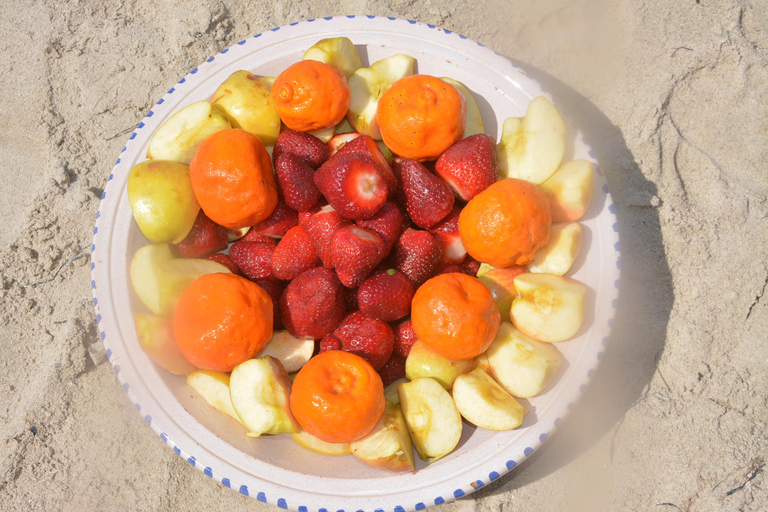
[
  {"left": 441, "top": 77, "right": 484, "bottom": 138},
  {"left": 478, "top": 266, "right": 529, "bottom": 323},
  {"left": 130, "top": 244, "right": 175, "bottom": 315},
  {"left": 476, "top": 263, "right": 494, "bottom": 278},
  {"left": 452, "top": 367, "right": 528, "bottom": 430},
  {"left": 527, "top": 223, "right": 582, "bottom": 276},
  {"left": 350, "top": 401, "right": 415, "bottom": 472},
  {"left": 159, "top": 258, "right": 231, "bottom": 315},
  {"left": 211, "top": 70, "right": 281, "bottom": 146},
  {"left": 511, "top": 273, "right": 586, "bottom": 342},
  {"left": 334, "top": 118, "right": 355, "bottom": 134},
  {"left": 303, "top": 37, "right": 364, "bottom": 78},
  {"left": 230, "top": 357, "right": 299, "bottom": 437},
  {"left": 347, "top": 54, "right": 416, "bottom": 139},
  {"left": 405, "top": 340, "right": 476, "bottom": 390},
  {"left": 187, "top": 369, "right": 241, "bottom": 423},
  {"left": 398, "top": 378, "right": 462, "bottom": 462},
  {"left": 147, "top": 101, "right": 231, "bottom": 164},
  {"left": 485, "top": 322, "right": 562, "bottom": 398},
  {"left": 384, "top": 378, "right": 407, "bottom": 404},
  {"left": 497, "top": 96, "right": 565, "bottom": 184},
  {"left": 538, "top": 159, "right": 595, "bottom": 222},
  {"left": 255, "top": 330, "right": 314, "bottom": 373},
  {"left": 227, "top": 226, "right": 251, "bottom": 242},
  {"left": 291, "top": 429, "right": 351, "bottom": 455},
  {"left": 474, "top": 353, "right": 491, "bottom": 373},
  {"left": 308, "top": 125, "right": 336, "bottom": 143},
  {"left": 134, "top": 312, "right": 197, "bottom": 375}
]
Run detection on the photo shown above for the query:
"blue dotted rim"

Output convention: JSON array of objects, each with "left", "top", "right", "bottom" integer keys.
[{"left": 91, "top": 15, "right": 620, "bottom": 512}]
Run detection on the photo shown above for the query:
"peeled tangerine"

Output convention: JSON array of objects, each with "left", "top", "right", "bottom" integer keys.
[
  {"left": 211, "top": 70, "right": 281, "bottom": 146},
  {"left": 538, "top": 160, "right": 595, "bottom": 223},
  {"left": 398, "top": 378, "right": 462, "bottom": 462},
  {"left": 187, "top": 370, "right": 242, "bottom": 423},
  {"left": 527, "top": 223, "right": 583, "bottom": 276},
  {"left": 147, "top": 101, "right": 230, "bottom": 164},
  {"left": 511, "top": 274, "right": 587, "bottom": 343},
  {"left": 134, "top": 313, "right": 197, "bottom": 375},
  {"left": 452, "top": 368, "right": 528, "bottom": 430},
  {"left": 405, "top": 340, "right": 475, "bottom": 390},
  {"left": 350, "top": 400, "right": 415, "bottom": 472}
]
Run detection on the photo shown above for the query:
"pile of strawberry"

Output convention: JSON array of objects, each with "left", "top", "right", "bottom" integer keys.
[{"left": 175, "top": 128, "right": 499, "bottom": 387}]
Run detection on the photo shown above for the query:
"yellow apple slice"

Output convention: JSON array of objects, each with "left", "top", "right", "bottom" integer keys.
[
  {"left": 405, "top": 340, "right": 476, "bottom": 390},
  {"left": 347, "top": 54, "right": 415, "bottom": 139},
  {"left": 187, "top": 369, "right": 241, "bottom": 423},
  {"left": 441, "top": 77, "right": 484, "bottom": 138},
  {"left": 130, "top": 244, "right": 175, "bottom": 315},
  {"left": 452, "top": 367, "right": 528, "bottom": 430},
  {"left": 303, "top": 37, "right": 364, "bottom": 78},
  {"left": 211, "top": 70, "right": 281, "bottom": 146},
  {"left": 474, "top": 353, "right": 491, "bottom": 373},
  {"left": 291, "top": 429, "right": 351, "bottom": 455},
  {"left": 398, "top": 378, "right": 462, "bottom": 462},
  {"left": 539, "top": 160, "right": 595, "bottom": 222},
  {"left": 350, "top": 401, "right": 415, "bottom": 472},
  {"left": 226, "top": 226, "right": 250, "bottom": 242},
  {"left": 498, "top": 96, "right": 565, "bottom": 184},
  {"left": 511, "top": 273, "right": 586, "bottom": 342},
  {"left": 255, "top": 330, "right": 314, "bottom": 373},
  {"left": 476, "top": 263, "right": 494, "bottom": 278},
  {"left": 147, "top": 101, "right": 231, "bottom": 164},
  {"left": 230, "top": 357, "right": 299, "bottom": 437},
  {"left": 134, "top": 312, "right": 197, "bottom": 375},
  {"left": 384, "top": 378, "right": 408, "bottom": 404},
  {"left": 485, "top": 323, "right": 562, "bottom": 398},
  {"left": 308, "top": 125, "right": 336, "bottom": 143},
  {"left": 527, "top": 223, "right": 582, "bottom": 276},
  {"left": 334, "top": 118, "right": 355, "bottom": 134},
  {"left": 478, "top": 266, "right": 529, "bottom": 323},
  {"left": 159, "top": 258, "right": 231, "bottom": 315}
]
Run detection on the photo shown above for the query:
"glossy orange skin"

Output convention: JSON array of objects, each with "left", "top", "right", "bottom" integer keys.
[
  {"left": 190, "top": 129, "right": 277, "bottom": 229},
  {"left": 377, "top": 75, "right": 466, "bottom": 161},
  {"left": 411, "top": 273, "right": 501, "bottom": 360},
  {"left": 272, "top": 60, "right": 351, "bottom": 131},
  {"left": 459, "top": 178, "right": 551, "bottom": 267},
  {"left": 290, "top": 350, "right": 385, "bottom": 443},
  {"left": 173, "top": 273, "right": 273, "bottom": 372}
]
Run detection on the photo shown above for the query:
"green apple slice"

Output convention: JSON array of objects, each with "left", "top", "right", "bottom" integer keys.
[
  {"left": 527, "top": 222, "right": 583, "bottom": 276},
  {"left": 147, "top": 101, "right": 231, "bottom": 164},
  {"left": 134, "top": 312, "right": 197, "bottom": 375},
  {"left": 405, "top": 340, "right": 475, "bottom": 390},
  {"left": 511, "top": 273, "right": 586, "bottom": 342},
  {"left": 159, "top": 258, "right": 231, "bottom": 315},
  {"left": 538, "top": 159, "right": 595, "bottom": 223},
  {"left": 441, "top": 77, "right": 484, "bottom": 138},
  {"left": 130, "top": 244, "right": 174, "bottom": 315},
  {"left": 452, "top": 367, "right": 527, "bottom": 430},
  {"left": 187, "top": 369, "right": 241, "bottom": 423},
  {"left": 303, "top": 37, "right": 364, "bottom": 78},
  {"left": 398, "top": 378, "right": 462, "bottom": 462},
  {"left": 211, "top": 70, "right": 281, "bottom": 146},
  {"left": 350, "top": 401, "right": 415, "bottom": 472},
  {"left": 291, "top": 430, "right": 351, "bottom": 455},
  {"left": 255, "top": 330, "right": 314, "bottom": 373}
]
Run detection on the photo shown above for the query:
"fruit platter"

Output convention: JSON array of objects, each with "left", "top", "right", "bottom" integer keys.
[{"left": 91, "top": 16, "right": 619, "bottom": 512}]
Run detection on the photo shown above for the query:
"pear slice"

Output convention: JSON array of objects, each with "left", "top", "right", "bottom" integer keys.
[
  {"left": 527, "top": 223, "right": 583, "bottom": 276},
  {"left": 147, "top": 101, "right": 231, "bottom": 164},
  {"left": 405, "top": 340, "right": 475, "bottom": 390},
  {"left": 452, "top": 368, "right": 528, "bottom": 430},
  {"left": 211, "top": 70, "right": 281, "bottom": 146},
  {"left": 229, "top": 357, "right": 299, "bottom": 437},
  {"left": 130, "top": 244, "right": 175, "bottom": 315},
  {"left": 159, "top": 258, "right": 231, "bottom": 315},
  {"left": 187, "top": 369, "right": 241, "bottom": 423},
  {"left": 538, "top": 160, "right": 595, "bottom": 223},
  {"left": 441, "top": 77, "right": 484, "bottom": 138},
  {"left": 497, "top": 96, "right": 565, "bottom": 184},
  {"left": 511, "top": 273, "right": 586, "bottom": 342},
  {"left": 255, "top": 330, "right": 314, "bottom": 373},
  {"left": 350, "top": 401, "right": 415, "bottom": 472},
  {"left": 398, "top": 378, "right": 462, "bottom": 462},
  {"left": 303, "top": 37, "right": 364, "bottom": 78},
  {"left": 486, "top": 323, "right": 563, "bottom": 398},
  {"left": 291, "top": 429, "right": 351, "bottom": 455},
  {"left": 134, "top": 312, "right": 197, "bottom": 375},
  {"left": 347, "top": 54, "right": 416, "bottom": 139}
]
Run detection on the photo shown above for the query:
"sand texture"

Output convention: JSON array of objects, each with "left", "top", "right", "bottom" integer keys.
[{"left": 0, "top": 1, "right": 766, "bottom": 511}]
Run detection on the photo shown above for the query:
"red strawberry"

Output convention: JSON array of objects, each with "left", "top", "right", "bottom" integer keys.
[
  {"left": 298, "top": 197, "right": 328, "bottom": 225},
  {"left": 314, "top": 152, "right": 388, "bottom": 220},
  {"left": 242, "top": 230, "right": 279, "bottom": 244},
  {"left": 319, "top": 333, "right": 342, "bottom": 352},
  {"left": 252, "top": 198, "right": 299, "bottom": 238},
  {"left": 393, "top": 157, "right": 454, "bottom": 228},
  {"left": 356, "top": 201, "right": 405, "bottom": 254},
  {"left": 204, "top": 253, "right": 241, "bottom": 275},
  {"left": 378, "top": 353, "right": 406, "bottom": 387},
  {"left": 434, "top": 262, "right": 463, "bottom": 275},
  {"left": 176, "top": 210, "right": 228, "bottom": 258},
  {"left": 357, "top": 269, "right": 414, "bottom": 322},
  {"left": 395, "top": 228, "right": 443, "bottom": 287},
  {"left": 336, "top": 135, "right": 398, "bottom": 197},
  {"left": 461, "top": 256, "right": 481, "bottom": 277},
  {"left": 327, "top": 132, "right": 361, "bottom": 157},
  {"left": 273, "top": 129, "right": 328, "bottom": 169},
  {"left": 434, "top": 133, "right": 499, "bottom": 201},
  {"left": 305, "top": 205, "right": 351, "bottom": 268},
  {"left": 280, "top": 267, "right": 346, "bottom": 339},
  {"left": 270, "top": 225, "right": 320, "bottom": 281},
  {"left": 229, "top": 241, "right": 275, "bottom": 281},
  {"left": 333, "top": 311, "right": 394, "bottom": 371},
  {"left": 255, "top": 278, "right": 284, "bottom": 330},
  {"left": 330, "top": 225, "right": 387, "bottom": 288},
  {"left": 275, "top": 153, "right": 322, "bottom": 212},
  {"left": 393, "top": 319, "right": 417, "bottom": 358},
  {"left": 429, "top": 205, "right": 466, "bottom": 264},
  {"left": 344, "top": 286, "right": 359, "bottom": 312}
]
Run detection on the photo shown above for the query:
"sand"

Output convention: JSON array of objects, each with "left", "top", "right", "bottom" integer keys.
[{"left": 0, "top": 1, "right": 766, "bottom": 511}]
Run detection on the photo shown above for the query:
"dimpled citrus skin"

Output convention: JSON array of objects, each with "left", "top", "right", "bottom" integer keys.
[
  {"left": 411, "top": 273, "right": 501, "bottom": 360},
  {"left": 290, "top": 350, "right": 385, "bottom": 443},
  {"left": 459, "top": 178, "right": 552, "bottom": 267},
  {"left": 190, "top": 129, "right": 277, "bottom": 229},
  {"left": 272, "top": 60, "right": 351, "bottom": 132},
  {"left": 377, "top": 75, "right": 466, "bottom": 161},
  {"left": 173, "top": 273, "right": 273, "bottom": 372}
]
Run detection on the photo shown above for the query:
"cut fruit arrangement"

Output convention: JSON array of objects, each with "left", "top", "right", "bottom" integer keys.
[{"left": 126, "top": 37, "right": 596, "bottom": 471}]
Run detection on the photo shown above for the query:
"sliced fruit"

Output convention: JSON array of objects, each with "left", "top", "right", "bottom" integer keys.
[
  {"left": 210, "top": 70, "right": 281, "bottom": 146},
  {"left": 255, "top": 330, "right": 315, "bottom": 373},
  {"left": 147, "top": 100, "right": 231, "bottom": 164},
  {"left": 435, "top": 133, "right": 498, "bottom": 202},
  {"left": 160, "top": 258, "right": 231, "bottom": 315},
  {"left": 303, "top": 37, "right": 364, "bottom": 78},
  {"left": 134, "top": 312, "right": 197, "bottom": 375},
  {"left": 405, "top": 340, "right": 475, "bottom": 390},
  {"left": 229, "top": 357, "right": 299, "bottom": 437},
  {"left": 291, "top": 429, "right": 351, "bottom": 455},
  {"left": 497, "top": 96, "right": 565, "bottom": 184},
  {"left": 441, "top": 77, "right": 484, "bottom": 138},
  {"left": 186, "top": 369, "right": 241, "bottom": 423},
  {"left": 527, "top": 222, "right": 583, "bottom": 276},
  {"left": 476, "top": 263, "right": 494, "bottom": 277},
  {"left": 314, "top": 152, "right": 389, "bottom": 220},
  {"left": 474, "top": 352, "right": 491, "bottom": 373},
  {"left": 350, "top": 401, "right": 415, "bottom": 472},
  {"left": 308, "top": 125, "right": 336, "bottom": 143},
  {"left": 130, "top": 243, "right": 174, "bottom": 315},
  {"left": 478, "top": 266, "right": 529, "bottom": 322},
  {"left": 328, "top": 132, "right": 361, "bottom": 157},
  {"left": 511, "top": 273, "right": 586, "bottom": 342},
  {"left": 452, "top": 367, "right": 527, "bottom": 430},
  {"left": 384, "top": 378, "right": 407, "bottom": 404},
  {"left": 334, "top": 118, "right": 355, "bottom": 134},
  {"left": 227, "top": 226, "right": 251, "bottom": 242},
  {"left": 398, "top": 378, "right": 462, "bottom": 462},
  {"left": 538, "top": 159, "right": 595, "bottom": 223}
]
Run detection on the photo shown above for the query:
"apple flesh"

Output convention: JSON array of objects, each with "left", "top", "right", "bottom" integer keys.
[
  {"left": 405, "top": 340, "right": 475, "bottom": 390},
  {"left": 227, "top": 226, "right": 251, "bottom": 242},
  {"left": 291, "top": 430, "right": 351, "bottom": 455},
  {"left": 485, "top": 322, "right": 563, "bottom": 398},
  {"left": 303, "top": 37, "right": 364, "bottom": 78},
  {"left": 186, "top": 369, "right": 241, "bottom": 423},
  {"left": 211, "top": 70, "right": 281, "bottom": 146},
  {"left": 349, "top": 401, "right": 415, "bottom": 472},
  {"left": 527, "top": 222, "right": 583, "bottom": 276},
  {"left": 134, "top": 312, "right": 197, "bottom": 375},
  {"left": 511, "top": 273, "right": 586, "bottom": 342},
  {"left": 441, "top": 77, "right": 484, "bottom": 138},
  {"left": 127, "top": 160, "right": 200, "bottom": 243},
  {"left": 147, "top": 101, "right": 231, "bottom": 164},
  {"left": 255, "top": 330, "right": 314, "bottom": 373},
  {"left": 398, "top": 378, "right": 462, "bottom": 462},
  {"left": 497, "top": 96, "right": 565, "bottom": 184},
  {"left": 159, "top": 258, "right": 232, "bottom": 315},
  {"left": 452, "top": 367, "right": 528, "bottom": 430},
  {"left": 538, "top": 159, "right": 595, "bottom": 223},
  {"left": 384, "top": 378, "right": 407, "bottom": 404},
  {"left": 478, "top": 266, "right": 529, "bottom": 323}
]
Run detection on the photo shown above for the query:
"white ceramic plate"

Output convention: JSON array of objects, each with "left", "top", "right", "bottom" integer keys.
[{"left": 91, "top": 16, "right": 620, "bottom": 512}]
